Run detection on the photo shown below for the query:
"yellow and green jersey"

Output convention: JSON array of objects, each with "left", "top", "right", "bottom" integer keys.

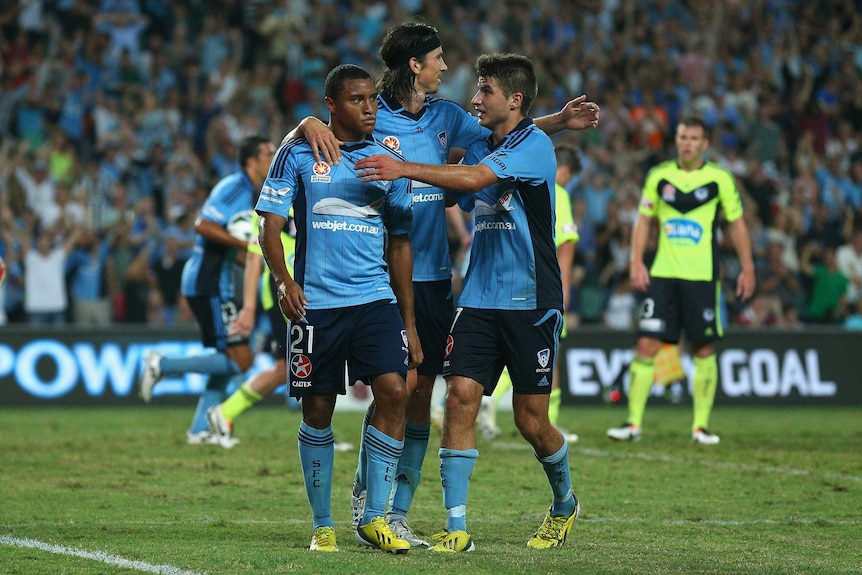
[
  {"left": 556, "top": 183, "right": 578, "bottom": 338},
  {"left": 248, "top": 212, "right": 295, "bottom": 311},
  {"left": 555, "top": 183, "right": 579, "bottom": 248},
  {"left": 639, "top": 160, "right": 743, "bottom": 281}
]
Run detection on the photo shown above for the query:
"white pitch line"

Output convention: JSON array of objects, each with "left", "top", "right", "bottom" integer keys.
[{"left": 0, "top": 535, "right": 206, "bottom": 575}]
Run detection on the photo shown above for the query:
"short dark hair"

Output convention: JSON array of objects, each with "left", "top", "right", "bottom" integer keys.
[
  {"left": 378, "top": 21, "right": 441, "bottom": 103},
  {"left": 554, "top": 143, "right": 582, "bottom": 174},
  {"left": 238, "top": 135, "right": 270, "bottom": 168},
  {"left": 475, "top": 53, "right": 538, "bottom": 116},
  {"left": 678, "top": 116, "right": 711, "bottom": 139},
  {"left": 325, "top": 64, "right": 372, "bottom": 99}
]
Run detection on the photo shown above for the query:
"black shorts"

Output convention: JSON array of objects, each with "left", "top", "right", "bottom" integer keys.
[
  {"left": 442, "top": 307, "right": 562, "bottom": 396},
  {"left": 186, "top": 295, "right": 249, "bottom": 350},
  {"left": 637, "top": 277, "right": 722, "bottom": 344},
  {"left": 287, "top": 300, "right": 408, "bottom": 398},
  {"left": 414, "top": 279, "right": 455, "bottom": 376}
]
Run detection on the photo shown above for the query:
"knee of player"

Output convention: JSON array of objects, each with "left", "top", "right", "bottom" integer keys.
[
  {"left": 689, "top": 341, "right": 715, "bottom": 358},
  {"left": 635, "top": 337, "right": 663, "bottom": 359},
  {"left": 371, "top": 373, "right": 411, "bottom": 407},
  {"left": 301, "top": 394, "right": 337, "bottom": 427},
  {"left": 512, "top": 411, "right": 548, "bottom": 444}
]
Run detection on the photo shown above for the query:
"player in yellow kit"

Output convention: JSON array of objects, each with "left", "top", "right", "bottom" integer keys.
[{"left": 607, "top": 117, "right": 755, "bottom": 444}]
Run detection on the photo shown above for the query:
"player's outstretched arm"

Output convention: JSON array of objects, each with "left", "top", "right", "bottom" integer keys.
[
  {"left": 281, "top": 117, "right": 343, "bottom": 166},
  {"left": 356, "top": 155, "right": 497, "bottom": 193},
  {"left": 534, "top": 95, "right": 601, "bottom": 134}
]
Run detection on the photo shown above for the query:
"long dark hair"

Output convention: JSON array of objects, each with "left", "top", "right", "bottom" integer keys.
[{"left": 378, "top": 22, "right": 441, "bottom": 104}]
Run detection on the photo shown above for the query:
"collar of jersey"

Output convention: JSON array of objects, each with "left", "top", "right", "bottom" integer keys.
[
  {"left": 340, "top": 134, "right": 376, "bottom": 152},
  {"left": 486, "top": 117, "right": 535, "bottom": 152},
  {"left": 380, "top": 89, "right": 429, "bottom": 121}
]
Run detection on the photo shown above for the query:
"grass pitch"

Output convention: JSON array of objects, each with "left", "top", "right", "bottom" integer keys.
[{"left": 0, "top": 404, "right": 860, "bottom": 574}]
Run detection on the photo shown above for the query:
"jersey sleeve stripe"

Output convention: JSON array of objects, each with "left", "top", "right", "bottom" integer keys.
[
  {"left": 220, "top": 175, "right": 249, "bottom": 204},
  {"left": 270, "top": 139, "right": 306, "bottom": 176}
]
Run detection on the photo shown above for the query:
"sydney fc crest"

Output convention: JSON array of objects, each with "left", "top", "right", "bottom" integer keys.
[{"left": 537, "top": 348, "right": 550, "bottom": 368}]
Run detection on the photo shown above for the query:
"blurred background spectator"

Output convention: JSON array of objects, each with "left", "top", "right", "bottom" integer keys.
[{"left": 1, "top": 0, "right": 862, "bottom": 329}]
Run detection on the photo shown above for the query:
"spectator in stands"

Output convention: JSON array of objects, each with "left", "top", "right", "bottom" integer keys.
[
  {"left": 94, "top": 1, "right": 148, "bottom": 68},
  {"left": 151, "top": 233, "right": 186, "bottom": 326},
  {"left": 14, "top": 152, "right": 55, "bottom": 215},
  {"left": 122, "top": 243, "right": 152, "bottom": 323},
  {"left": 22, "top": 225, "right": 82, "bottom": 325},
  {"left": 603, "top": 272, "right": 637, "bottom": 331},
  {"left": 836, "top": 227, "right": 862, "bottom": 307},
  {"left": 748, "top": 241, "right": 804, "bottom": 327},
  {"left": 817, "top": 154, "right": 859, "bottom": 218},
  {"left": 802, "top": 202, "right": 848, "bottom": 252},
  {"left": 800, "top": 241, "right": 849, "bottom": 324},
  {"left": 67, "top": 227, "right": 115, "bottom": 326},
  {"left": 766, "top": 207, "right": 802, "bottom": 273}
]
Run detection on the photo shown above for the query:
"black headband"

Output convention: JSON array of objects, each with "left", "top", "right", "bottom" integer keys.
[{"left": 384, "top": 34, "right": 442, "bottom": 68}]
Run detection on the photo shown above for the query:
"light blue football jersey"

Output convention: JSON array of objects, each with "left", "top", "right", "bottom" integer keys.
[
  {"left": 256, "top": 136, "right": 413, "bottom": 310},
  {"left": 181, "top": 171, "right": 257, "bottom": 298},
  {"left": 374, "top": 91, "right": 487, "bottom": 282},
  {"left": 458, "top": 119, "right": 563, "bottom": 311}
]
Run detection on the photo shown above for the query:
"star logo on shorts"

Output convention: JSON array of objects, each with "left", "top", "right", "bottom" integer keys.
[
  {"left": 445, "top": 335, "right": 454, "bottom": 357},
  {"left": 291, "top": 354, "right": 312, "bottom": 378}
]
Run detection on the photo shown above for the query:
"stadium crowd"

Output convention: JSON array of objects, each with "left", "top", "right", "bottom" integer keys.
[{"left": 2, "top": 0, "right": 862, "bottom": 330}]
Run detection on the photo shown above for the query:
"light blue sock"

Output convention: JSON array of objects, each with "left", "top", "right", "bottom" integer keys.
[
  {"left": 160, "top": 352, "right": 240, "bottom": 377},
  {"left": 298, "top": 421, "right": 335, "bottom": 530},
  {"left": 537, "top": 439, "right": 576, "bottom": 517},
  {"left": 188, "top": 374, "right": 232, "bottom": 433},
  {"left": 439, "top": 448, "right": 479, "bottom": 533},
  {"left": 362, "top": 424, "right": 403, "bottom": 524},
  {"left": 388, "top": 422, "right": 430, "bottom": 519},
  {"left": 353, "top": 405, "right": 374, "bottom": 493}
]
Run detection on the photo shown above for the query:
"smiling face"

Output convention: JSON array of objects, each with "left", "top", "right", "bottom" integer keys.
[
  {"left": 326, "top": 78, "right": 378, "bottom": 142},
  {"left": 413, "top": 46, "right": 448, "bottom": 95}
]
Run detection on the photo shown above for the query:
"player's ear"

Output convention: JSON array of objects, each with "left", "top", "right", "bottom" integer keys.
[
  {"left": 510, "top": 92, "right": 523, "bottom": 111},
  {"left": 324, "top": 96, "right": 336, "bottom": 116}
]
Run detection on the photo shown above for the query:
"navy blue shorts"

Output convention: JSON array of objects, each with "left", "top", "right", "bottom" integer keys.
[
  {"left": 637, "top": 277, "right": 722, "bottom": 344},
  {"left": 287, "top": 299, "right": 408, "bottom": 398},
  {"left": 413, "top": 279, "right": 455, "bottom": 376},
  {"left": 186, "top": 295, "right": 249, "bottom": 351},
  {"left": 442, "top": 307, "right": 562, "bottom": 396}
]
